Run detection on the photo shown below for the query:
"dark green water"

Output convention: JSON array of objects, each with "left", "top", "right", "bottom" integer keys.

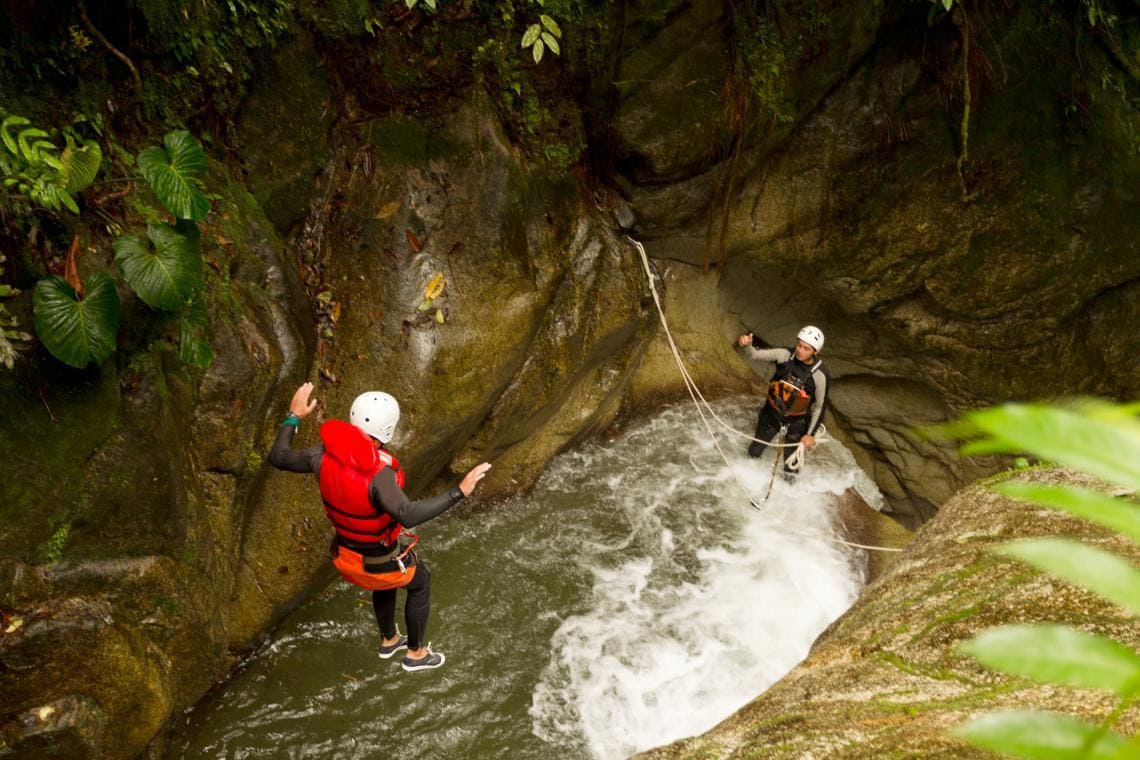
[{"left": 166, "top": 399, "right": 875, "bottom": 759}]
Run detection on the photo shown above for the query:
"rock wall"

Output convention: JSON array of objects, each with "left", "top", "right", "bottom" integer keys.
[
  {"left": 615, "top": 0, "right": 1139, "bottom": 521},
  {"left": 0, "top": 161, "right": 319, "bottom": 757}
]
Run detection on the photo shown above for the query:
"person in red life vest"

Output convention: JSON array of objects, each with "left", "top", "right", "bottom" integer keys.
[
  {"left": 269, "top": 381, "right": 491, "bottom": 672},
  {"left": 736, "top": 325, "right": 830, "bottom": 473}
]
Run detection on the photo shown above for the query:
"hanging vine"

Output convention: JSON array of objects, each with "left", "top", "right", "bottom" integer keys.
[{"left": 954, "top": 1, "right": 977, "bottom": 202}]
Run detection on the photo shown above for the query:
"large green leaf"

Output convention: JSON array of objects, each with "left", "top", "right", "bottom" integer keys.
[
  {"left": 136, "top": 130, "right": 210, "bottom": 221},
  {"left": 994, "top": 482, "right": 1140, "bottom": 545},
  {"left": 113, "top": 224, "right": 202, "bottom": 310},
  {"left": 61, "top": 137, "right": 102, "bottom": 194},
  {"left": 959, "top": 403, "right": 1140, "bottom": 492},
  {"left": 33, "top": 274, "right": 120, "bottom": 368},
  {"left": 999, "top": 538, "right": 1140, "bottom": 617},
  {"left": 954, "top": 710, "right": 1126, "bottom": 759},
  {"left": 962, "top": 624, "right": 1140, "bottom": 696}
]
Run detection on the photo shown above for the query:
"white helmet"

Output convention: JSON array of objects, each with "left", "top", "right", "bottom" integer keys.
[
  {"left": 349, "top": 392, "right": 400, "bottom": 443},
  {"left": 797, "top": 325, "right": 824, "bottom": 352}
]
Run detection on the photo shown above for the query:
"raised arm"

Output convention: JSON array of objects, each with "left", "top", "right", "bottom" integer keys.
[
  {"left": 268, "top": 382, "right": 324, "bottom": 473},
  {"left": 370, "top": 462, "right": 492, "bottom": 528}
]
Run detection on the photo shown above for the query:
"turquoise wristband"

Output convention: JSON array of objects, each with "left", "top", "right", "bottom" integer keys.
[{"left": 282, "top": 413, "right": 301, "bottom": 427}]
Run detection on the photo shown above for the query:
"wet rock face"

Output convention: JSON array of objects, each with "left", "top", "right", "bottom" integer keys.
[
  {"left": 0, "top": 163, "right": 318, "bottom": 759},
  {"left": 636, "top": 469, "right": 1140, "bottom": 759},
  {"left": 293, "top": 93, "right": 657, "bottom": 497},
  {"left": 616, "top": 2, "right": 1139, "bottom": 521}
]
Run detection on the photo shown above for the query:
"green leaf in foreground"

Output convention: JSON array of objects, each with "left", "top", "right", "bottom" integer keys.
[
  {"left": 961, "top": 624, "right": 1140, "bottom": 696},
  {"left": 113, "top": 224, "right": 202, "bottom": 310},
  {"left": 33, "top": 273, "right": 120, "bottom": 368},
  {"left": 993, "top": 482, "right": 1140, "bottom": 545},
  {"left": 998, "top": 538, "right": 1140, "bottom": 617},
  {"left": 958, "top": 403, "right": 1140, "bottom": 492},
  {"left": 137, "top": 130, "right": 210, "bottom": 221},
  {"left": 954, "top": 710, "right": 1126, "bottom": 759}
]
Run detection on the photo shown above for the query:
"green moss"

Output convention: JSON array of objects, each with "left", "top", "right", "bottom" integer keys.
[
  {"left": 40, "top": 520, "right": 72, "bottom": 563},
  {"left": 243, "top": 435, "right": 263, "bottom": 472},
  {"left": 296, "top": 0, "right": 372, "bottom": 38},
  {"left": 873, "top": 651, "right": 975, "bottom": 684},
  {"left": 152, "top": 594, "right": 182, "bottom": 617},
  {"left": 869, "top": 682, "right": 1021, "bottom": 715},
  {"left": 0, "top": 362, "right": 121, "bottom": 562}
]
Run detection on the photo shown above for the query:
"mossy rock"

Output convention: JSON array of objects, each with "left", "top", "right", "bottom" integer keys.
[{"left": 235, "top": 30, "right": 334, "bottom": 235}]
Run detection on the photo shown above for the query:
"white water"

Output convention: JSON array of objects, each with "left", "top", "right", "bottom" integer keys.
[
  {"left": 167, "top": 397, "right": 876, "bottom": 759},
  {"left": 526, "top": 400, "right": 873, "bottom": 759}
]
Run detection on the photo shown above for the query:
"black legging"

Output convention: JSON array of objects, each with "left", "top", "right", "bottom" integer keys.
[
  {"left": 748, "top": 404, "right": 809, "bottom": 471},
  {"left": 372, "top": 560, "right": 432, "bottom": 650}
]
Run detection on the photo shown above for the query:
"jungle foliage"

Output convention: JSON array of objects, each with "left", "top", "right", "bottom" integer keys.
[
  {"left": 26, "top": 129, "right": 212, "bottom": 369},
  {"left": 941, "top": 401, "right": 1140, "bottom": 759},
  {"left": 1, "top": 114, "right": 102, "bottom": 214}
]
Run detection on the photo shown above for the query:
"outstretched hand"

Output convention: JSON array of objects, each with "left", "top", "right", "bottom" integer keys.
[
  {"left": 459, "top": 462, "right": 492, "bottom": 497},
  {"left": 738, "top": 333, "right": 753, "bottom": 347},
  {"left": 289, "top": 382, "right": 318, "bottom": 418}
]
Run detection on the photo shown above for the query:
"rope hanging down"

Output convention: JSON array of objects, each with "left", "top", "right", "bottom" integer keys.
[{"left": 628, "top": 238, "right": 901, "bottom": 554}]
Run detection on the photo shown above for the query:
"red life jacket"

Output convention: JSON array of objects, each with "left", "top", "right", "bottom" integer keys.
[{"left": 318, "top": 419, "right": 406, "bottom": 547}]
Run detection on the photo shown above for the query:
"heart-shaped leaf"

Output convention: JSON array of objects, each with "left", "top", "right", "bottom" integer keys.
[
  {"left": 61, "top": 137, "right": 102, "bottom": 194},
  {"left": 33, "top": 273, "right": 120, "bottom": 368},
  {"left": 136, "top": 130, "right": 210, "bottom": 221},
  {"left": 113, "top": 223, "right": 202, "bottom": 310}
]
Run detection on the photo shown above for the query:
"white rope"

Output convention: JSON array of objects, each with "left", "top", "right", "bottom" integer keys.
[{"left": 629, "top": 238, "right": 902, "bottom": 554}]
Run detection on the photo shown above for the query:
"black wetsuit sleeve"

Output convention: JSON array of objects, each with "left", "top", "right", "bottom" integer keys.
[
  {"left": 370, "top": 468, "right": 464, "bottom": 528},
  {"left": 268, "top": 423, "right": 325, "bottom": 474}
]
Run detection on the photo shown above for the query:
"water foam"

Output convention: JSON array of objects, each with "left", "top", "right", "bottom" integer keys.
[{"left": 529, "top": 399, "right": 871, "bottom": 759}]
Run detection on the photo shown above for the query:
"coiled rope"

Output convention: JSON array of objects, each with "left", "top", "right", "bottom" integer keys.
[{"left": 629, "top": 238, "right": 901, "bottom": 554}]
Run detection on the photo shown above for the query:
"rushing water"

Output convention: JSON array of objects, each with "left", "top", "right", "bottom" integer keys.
[{"left": 166, "top": 398, "right": 879, "bottom": 759}]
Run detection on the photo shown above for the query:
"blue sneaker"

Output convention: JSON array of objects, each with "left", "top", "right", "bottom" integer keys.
[
  {"left": 402, "top": 645, "right": 445, "bottom": 672},
  {"left": 378, "top": 633, "right": 408, "bottom": 660}
]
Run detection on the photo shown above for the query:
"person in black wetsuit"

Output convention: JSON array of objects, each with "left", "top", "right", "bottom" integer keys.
[
  {"left": 736, "top": 326, "right": 830, "bottom": 474},
  {"left": 269, "top": 381, "right": 491, "bottom": 672}
]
